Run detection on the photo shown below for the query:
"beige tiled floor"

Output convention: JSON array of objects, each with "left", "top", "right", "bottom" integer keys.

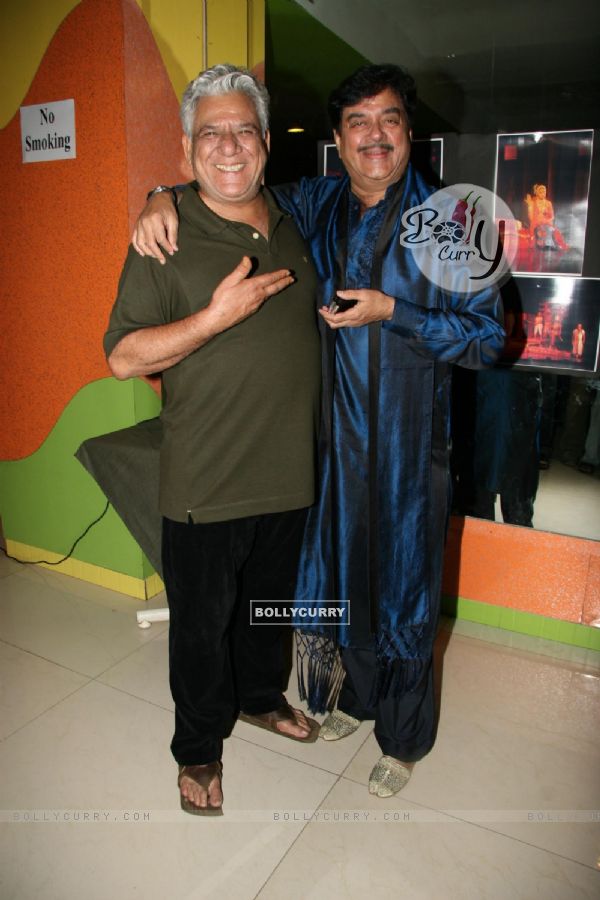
[
  {"left": 528, "top": 460, "right": 600, "bottom": 540},
  {"left": 0, "top": 561, "right": 599, "bottom": 899}
]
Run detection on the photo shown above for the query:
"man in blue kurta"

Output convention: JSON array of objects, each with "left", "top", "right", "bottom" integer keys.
[{"left": 132, "top": 64, "right": 505, "bottom": 798}]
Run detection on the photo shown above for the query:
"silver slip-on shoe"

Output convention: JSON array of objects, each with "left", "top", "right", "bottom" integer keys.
[
  {"left": 368, "top": 755, "right": 413, "bottom": 797},
  {"left": 319, "top": 709, "right": 361, "bottom": 741}
]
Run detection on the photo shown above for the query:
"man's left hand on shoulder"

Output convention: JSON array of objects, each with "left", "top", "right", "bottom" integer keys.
[{"left": 319, "top": 289, "right": 395, "bottom": 329}]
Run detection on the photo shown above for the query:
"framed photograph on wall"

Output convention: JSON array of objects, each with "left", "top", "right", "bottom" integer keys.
[
  {"left": 319, "top": 137, "right": 444, "bottom": 186},
  {"left": 318, "top": 140, "right": 345, "bottom": 178},
  {"left": 495, "top": 130, "right": 594, "bottom": 276},
  {"left": 411, "top": 137, "right": 444, "bottom": 187},
  {"left": 500, "top": 275, "right": 600, "bottom": 374}
]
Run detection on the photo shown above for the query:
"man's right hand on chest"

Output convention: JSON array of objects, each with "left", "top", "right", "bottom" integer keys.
[
  {"left": 205, "top": 256, "right": 294, "bottom": 334},
  {"left": 107, "top": 256, "right": 293, "bottom": 380}
]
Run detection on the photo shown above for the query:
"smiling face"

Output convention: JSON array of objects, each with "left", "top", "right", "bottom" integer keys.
[
  {"left": 334, "top": 87, "right": 412, "bottom": 204},
  {"left": 182, "top": 91, "right": 269, "bottom": 212},
  {"left": 535, "top": 184, "right": 547, "bottom": 199}
]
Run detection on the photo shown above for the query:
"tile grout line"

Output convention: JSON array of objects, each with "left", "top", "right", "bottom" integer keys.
[
  {"left": 0, "top": 638, "right": 175, "bottom": 743},
  {"left": 0, "top": 637, "right": 95, "bottom": 680},
  {"left": 328, "top": 773, "right": 600, "bottom": 874},
  {"left": 1, "top": 679, "right": 94, "bottom": 744},
  {"left": 254, "top": 771, "right": 600, "bottom": 889},
  {"left": 229, "top": 724, "right": 374, "bottom": 779},
  {"left": 433, "top": 812, "right": 600, "bottom": 874},
  {"left": 251, "top": 728, "right": 377, "bottom": 897},
  {"left": 251, "top": 774, "right": 348, "bottom": 899},
  {"left": 88, "top": 677, "right": 175, "bottom": 715}
]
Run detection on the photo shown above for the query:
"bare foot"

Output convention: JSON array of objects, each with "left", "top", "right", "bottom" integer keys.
[
  {"left": 239, "top": 702, "right": 319, "bottom": 742},
  {"left": 274, "top": 706, "right": 312, "bottom": 739},
  {"left": 179, "top": 763, "right": 223, "bottom": 810}
]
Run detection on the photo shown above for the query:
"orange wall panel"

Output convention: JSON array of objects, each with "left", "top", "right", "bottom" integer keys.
[
  {"left": 443, "top": 516, "right": 600, "bottom": 624},
  {"left": 0, "top": 0, "right": 183, "bottom": 461}
]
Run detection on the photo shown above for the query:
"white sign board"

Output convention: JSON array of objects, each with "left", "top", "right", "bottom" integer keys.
[{"left": 20, "top": 99, "right": 76, "bottom": 163}]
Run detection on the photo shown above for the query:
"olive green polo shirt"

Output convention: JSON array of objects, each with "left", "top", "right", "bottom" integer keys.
[{"left": 104, "top": 185, "right": 320, "bottom": 523}]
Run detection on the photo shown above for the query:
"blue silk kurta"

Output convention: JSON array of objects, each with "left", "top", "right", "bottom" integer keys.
[
  {"left": 329, "top": 194, "right": 387, "bottom": 644},
  {"left": 273, "top": 166, "right": 505, "bottom": 704}
]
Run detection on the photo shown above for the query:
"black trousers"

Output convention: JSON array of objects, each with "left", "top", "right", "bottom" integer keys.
[
  {"left": 470, "top": 486, "right": 535, "bottom": 527},
  {"left": 162, "top": 508, "right": 307, "bottom": 765},
  {"left": 337, "top": 645, "right": 437, "bottom": 762}
]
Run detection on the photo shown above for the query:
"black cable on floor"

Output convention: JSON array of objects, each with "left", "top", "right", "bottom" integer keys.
[{"left": 0, "top": 500, "right": 110, "bottom": 566}]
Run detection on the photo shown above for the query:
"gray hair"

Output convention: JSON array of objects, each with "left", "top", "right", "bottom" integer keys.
[{"left": 180, "top": 64, "right": 270, "bottom": 138}]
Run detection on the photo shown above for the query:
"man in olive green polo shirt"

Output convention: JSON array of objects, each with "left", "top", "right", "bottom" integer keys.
[{"left": 104, "top": 65, "right": 321, "bottom": 816}]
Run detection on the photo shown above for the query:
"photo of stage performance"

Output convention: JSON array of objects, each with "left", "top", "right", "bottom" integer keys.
[
  {"left": 495, "top": 130, "right": 593, "bottom": 276},
  {"left": 500, "top": 275, "right": 600, "bottom": 373}
]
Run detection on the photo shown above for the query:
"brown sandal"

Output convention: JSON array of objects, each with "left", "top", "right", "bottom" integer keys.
[
  {"left": 178, "top": 761, "right": 223, "bottom": 816},
  {"left": 239, "top": 701, "right": 320, "bottom": 743}
]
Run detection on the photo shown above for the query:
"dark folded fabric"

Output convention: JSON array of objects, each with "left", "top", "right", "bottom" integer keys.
[{"left": 75, "top": 417, "right": 163, "bottom": 576}]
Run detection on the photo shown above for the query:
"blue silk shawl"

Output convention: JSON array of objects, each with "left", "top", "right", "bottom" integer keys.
[{"left": 273, "top": 167, "right": 505, "bottom": 709}]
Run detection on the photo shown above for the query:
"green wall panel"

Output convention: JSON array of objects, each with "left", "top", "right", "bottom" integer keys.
[
  {"left": 442, "top": 595, "right": 600, "bottom": 652},
  {"left": 266, "top": 0, "right": 369, "bottom": 113},
  {"left": 0, "top": 378, "right": 160, "bottom": 578}
]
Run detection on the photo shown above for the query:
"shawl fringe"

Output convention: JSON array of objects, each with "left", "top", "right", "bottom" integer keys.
[
  {"left": 368, "top": 657, "right": 428, "bottom": 707},
  {"left": 295, "top": 631, "right": 345, "bottom": 714},
  {"left": 296, "top": 627, "right": 432, "bottom": 713},
  {"left": 370, "top": 626, "right": 430, "bottom": 702}
]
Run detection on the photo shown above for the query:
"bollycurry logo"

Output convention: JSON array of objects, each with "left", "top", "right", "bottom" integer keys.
[{"left": 399, "top": 184, "right": 518, "bottom": 294}]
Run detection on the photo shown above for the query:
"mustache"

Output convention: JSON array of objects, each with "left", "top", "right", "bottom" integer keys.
[{"left": 359, "top": 142, "right": 394, "bottom": 153}]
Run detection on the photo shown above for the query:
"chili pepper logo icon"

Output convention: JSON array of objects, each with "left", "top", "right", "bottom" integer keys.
[
  {"left": 451, "top": 189, "right": 473, "bottom": 228},
  {"left": 432, "top": 191, "right": 482, "bottom": 246},
  {"left": 464, "top": 194, "right": 481, "bottom": 243}
]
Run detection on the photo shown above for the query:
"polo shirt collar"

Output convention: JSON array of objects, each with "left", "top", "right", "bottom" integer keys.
[{"left": 180, "top": 182, "right": 285, "bottom": 237}]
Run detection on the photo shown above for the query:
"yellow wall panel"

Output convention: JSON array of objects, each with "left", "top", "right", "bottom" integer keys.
[
  {"left": 207, "top": 0, "right": 247, "bottom": 68},
  {"left": 136, "top": 0, "right": 204, "bottom": 98},
  {"left": 248, "top": 0, "right": 265, "bottom": 71},
  {"left": 0, "top": 0, "right": 80, "bottom": 128},
  {"left": 0, "top": 0, "right": 265, "bottom": 128}
]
